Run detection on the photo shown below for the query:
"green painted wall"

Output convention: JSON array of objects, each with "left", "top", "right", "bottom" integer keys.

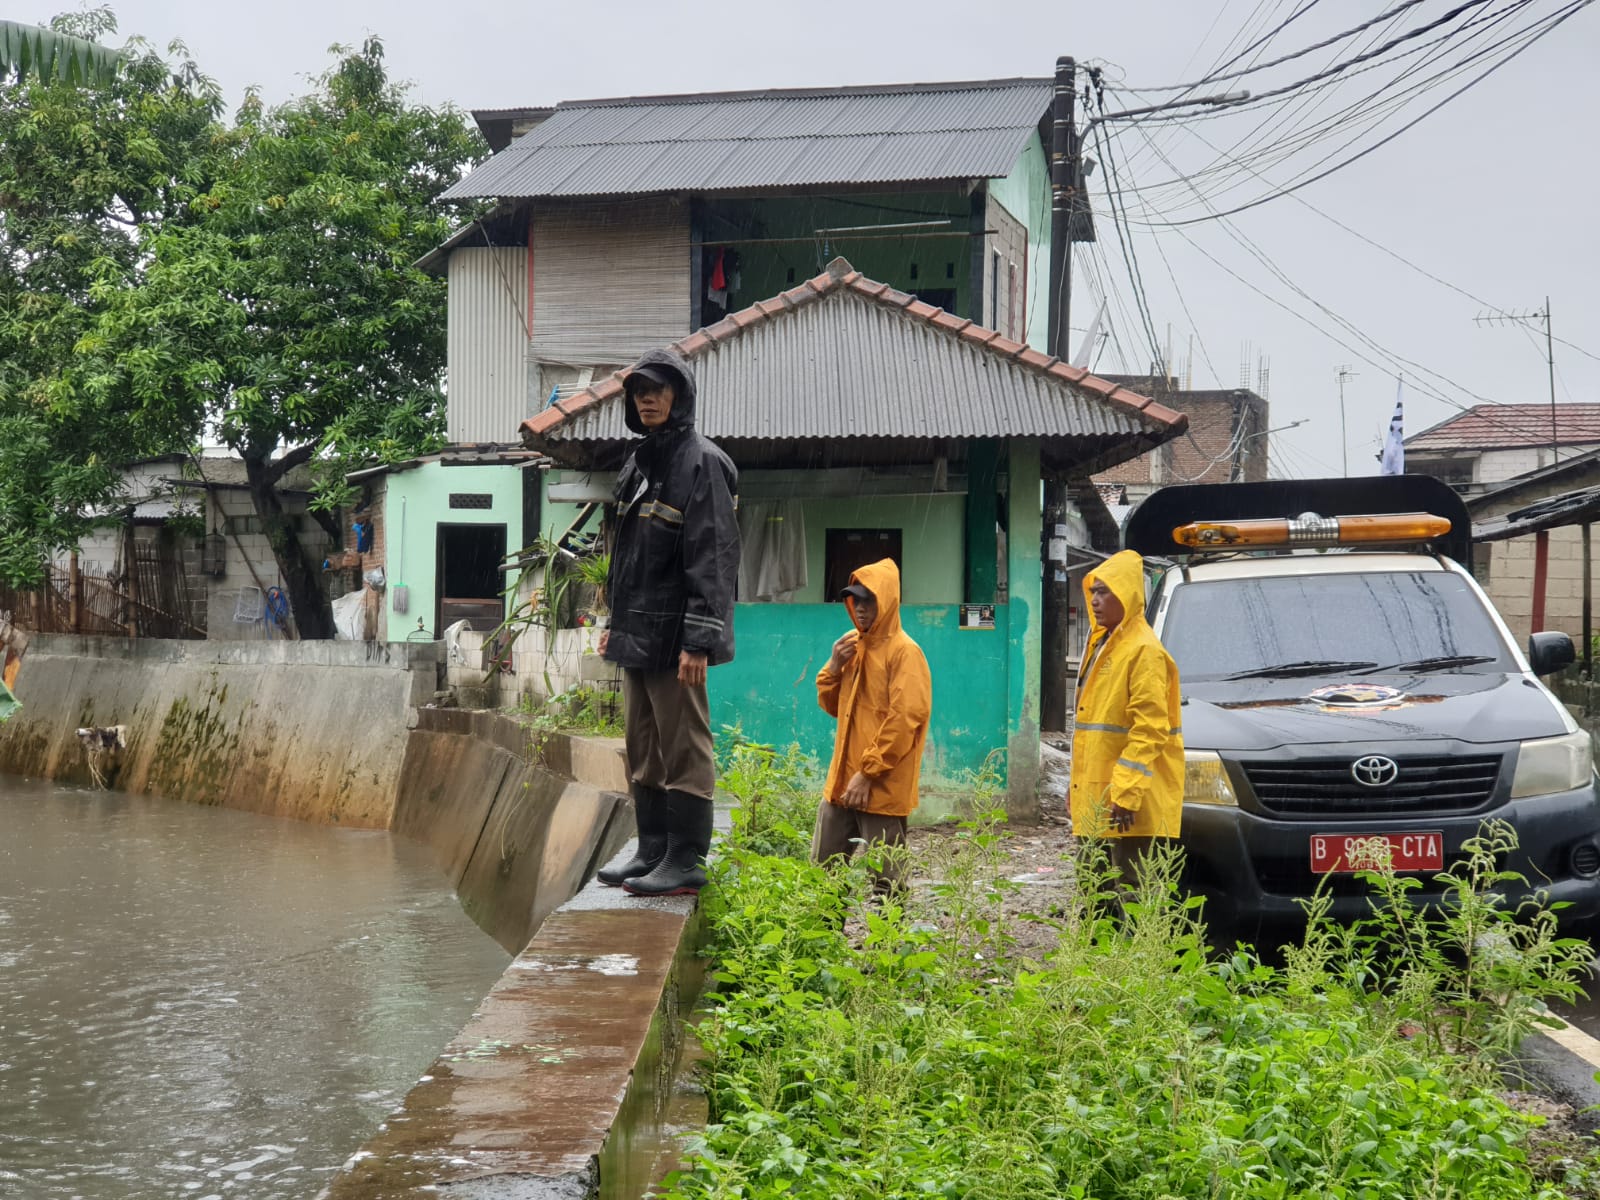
[
  {"left": 382, "top": 463, "right": 527, "bottom": 643},
  {"left": 1004, "top": 440, "right": 1043, "bottom": 816},
  {"left": 792, "top": 494, "right": 965, "bottom": 605},
  {"left": 986, "top": 133, "right": 1052, "bottom": 352},
  {"left": 965, "top": 440, "right": 1001, "bottom": 603},
  {"left": 709, "top": 601, "right": 1010, "bottom": 816},
  {"left": 537, "top": 473, "right": 594, "bottom": 548}
]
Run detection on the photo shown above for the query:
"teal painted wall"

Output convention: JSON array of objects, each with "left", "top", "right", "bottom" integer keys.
[
  {"left": 383, "top": 463, "right": 526, "bottom": 643},
  {"left": 1004, "top": 440, "right": 1043, "bottom": 816},
  {"left": 709, "top": 601, "right": 1010, "bottom": 813},
  {"left": 986, "top": 133, "right": 1052, "bottom": 352}
]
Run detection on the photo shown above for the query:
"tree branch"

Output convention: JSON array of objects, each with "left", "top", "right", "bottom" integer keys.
[{"left": 262, "top": 442, "right": 317, "bottom": 486}]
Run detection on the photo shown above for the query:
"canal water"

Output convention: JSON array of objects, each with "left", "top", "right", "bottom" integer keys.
[{"left": 0, "top": 777, "right": 512, "bottom": 1199}]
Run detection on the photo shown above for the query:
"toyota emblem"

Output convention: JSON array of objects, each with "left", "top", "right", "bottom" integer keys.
[{"left": 1351, "top": 755, "right": 1400, "bottom": 788}]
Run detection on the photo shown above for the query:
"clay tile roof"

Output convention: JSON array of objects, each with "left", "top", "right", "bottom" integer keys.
[
  {"left": 1406, "top": 403, "right": 1600, "bottom": 452},
  {"left": 520, "top": 258, "right": 1187, "bottom": 452}
]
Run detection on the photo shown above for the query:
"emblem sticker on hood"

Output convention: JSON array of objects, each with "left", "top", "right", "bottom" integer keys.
[{"left": 1306, "top": 683, "right": 1407, "bottom": 710}]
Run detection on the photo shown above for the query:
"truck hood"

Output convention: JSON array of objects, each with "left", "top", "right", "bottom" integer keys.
[{"left": 1181, "top": 671, "right": 1569, "bottom": 753}]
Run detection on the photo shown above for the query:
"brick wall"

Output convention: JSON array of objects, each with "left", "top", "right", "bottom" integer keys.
[{"left": 1093, "top": 377, "right": 1268, "bottom": 498}]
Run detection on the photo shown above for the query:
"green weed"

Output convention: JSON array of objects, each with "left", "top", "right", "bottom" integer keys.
[{"left": 670, "top": 761, "right": 1600, "bottom": 1200}]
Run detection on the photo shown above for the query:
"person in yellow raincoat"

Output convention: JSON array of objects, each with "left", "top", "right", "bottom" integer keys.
[
  {"left": 814, "top": 558, "right": 932, "bottom": 892},
  {"left": 1069, "top": 548, "right": 1184, "bottom": 886}
]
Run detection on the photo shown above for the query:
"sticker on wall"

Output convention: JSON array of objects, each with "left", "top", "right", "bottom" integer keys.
[{"left": 959, "top": 604, "right": 996, "bottom": 630}]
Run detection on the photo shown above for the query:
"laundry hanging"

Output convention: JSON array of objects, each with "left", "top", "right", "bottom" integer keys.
[{"left": 737, "top": 500, "right": 807, "bottom": 602}]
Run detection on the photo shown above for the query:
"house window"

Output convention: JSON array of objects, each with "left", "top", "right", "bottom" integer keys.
[
  {"left": 824, "top": 529, "right": 904, "bottom": 601},
  {"left": 448, "top": 493, "right": 495, "bottom": 510}
]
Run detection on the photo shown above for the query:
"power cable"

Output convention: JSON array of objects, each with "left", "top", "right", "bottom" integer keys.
[
  {"left": 1090, "top": 120, "right": 1166, "bottom": 372},
  {"left": 1119, "top": 0, "right": 1442, "bottom": 91},
  {"left": 1128, "top": 84, "right": 1600, "bottom": 369},
  {"left": 1114, "top": 0, "right": 1538, "bottom": 210},
  {"left": 1112, "top": 0, "right": 1537, "bottom": 195},
  {"left": 1142, "top": 0, "right": 1595, "bottom": 226}
]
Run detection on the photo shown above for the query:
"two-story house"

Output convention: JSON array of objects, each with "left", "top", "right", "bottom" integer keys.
[{"left": 361, "top": 76, "right": 1186, "bottom": 813}]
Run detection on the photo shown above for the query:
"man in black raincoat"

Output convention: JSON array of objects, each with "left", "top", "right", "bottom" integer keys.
[{"left": 596, "top": 348, "right": 740, "bottom": 896}]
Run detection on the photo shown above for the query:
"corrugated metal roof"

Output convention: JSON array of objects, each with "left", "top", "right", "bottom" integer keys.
[
  {"left": 522, "top": 259, "right": 1186, "bottom": 451},
  {"left": 444, "top": 78, "right": 1051, "bottom": 201},
  {"left": 1408, "top": 403, "right": 1600, "bottom": 452}
]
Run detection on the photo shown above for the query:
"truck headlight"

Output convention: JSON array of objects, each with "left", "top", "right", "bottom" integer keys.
[
  {"left": 1184, "top": 750, "right": 1238, "bottom": 806},
  {"left": 1511, "top": 731, "right": 1594, "bottom": 799}
]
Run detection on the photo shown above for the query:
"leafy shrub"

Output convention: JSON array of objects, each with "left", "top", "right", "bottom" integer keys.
[
  {"left": 714, "top": 726, "right": 820, "bottom": 861},
  {"left": 668, "top": 806, "right": 1600, "bottom": 1200}
]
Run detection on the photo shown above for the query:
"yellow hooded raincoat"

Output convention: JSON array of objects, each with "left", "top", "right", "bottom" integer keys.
[
  {"left": 817, "top": 559, "right": 933, "bottom": 818},
  {"left": 1070, "top": 549, "right": 1185, "bottom": 838}
]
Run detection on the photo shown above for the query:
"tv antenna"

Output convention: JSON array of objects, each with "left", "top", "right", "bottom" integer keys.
[{"left": 1474, "top": 299, "right": 1557, "bottom": 460}]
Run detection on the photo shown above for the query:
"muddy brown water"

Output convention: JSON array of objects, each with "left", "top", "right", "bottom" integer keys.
[{"left": 0, "top": 777, "right": 511, "bottom": 1198}]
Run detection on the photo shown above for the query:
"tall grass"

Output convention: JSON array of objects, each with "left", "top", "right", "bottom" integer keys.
[{"left": 668, "top": 742, "right": 1600, "bottom": 1200}]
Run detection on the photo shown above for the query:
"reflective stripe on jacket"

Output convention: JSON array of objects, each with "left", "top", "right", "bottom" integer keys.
[{"left": 1069, "top": 549, "right": 1184, "bottom": 838}]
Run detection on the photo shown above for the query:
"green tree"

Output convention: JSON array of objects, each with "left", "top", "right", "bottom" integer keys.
[
  {"left": 0, "top": 7, "right": 221, "bottom": 586},
  {"left": 80, "top": 36, "right": 482, "bottom": 637}
]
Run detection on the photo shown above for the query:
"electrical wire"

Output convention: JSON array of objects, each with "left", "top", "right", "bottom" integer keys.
[
  {"left": 1117, "top": 112, "right": 1547, "bottom": 441},
  {"left": 1139, "top": 0, "right": 1595, "bottom": 226},
  {"left": 1118, "top": 0, "right": 1449, "bottom": 91},
  {"left": 1112, "top": 0, "right": 1540, "bottom": 213},
  {"left": 1091, "top": 120, "right": 1166, "bottom": 372},
  {"left": 1121, "top": 72, "right": 1600, "bottom": 372}
]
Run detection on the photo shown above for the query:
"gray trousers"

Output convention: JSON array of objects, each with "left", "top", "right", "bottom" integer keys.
[
  {"left": 621, "top": 668, "right": 715, "bottom": 800},
  {"left": 812, "top": 802, "right": 909, "bottom": 892}
]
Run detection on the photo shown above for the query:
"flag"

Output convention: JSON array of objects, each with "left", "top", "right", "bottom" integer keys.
[
  {"left": 1072, "top": 301, "right": 1106, "bottom": 368},
  {"left": 1379, "top": 381, "right": 1404, "bottom": 475}
]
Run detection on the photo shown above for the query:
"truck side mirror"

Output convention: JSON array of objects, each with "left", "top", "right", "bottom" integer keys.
[{"left": 1528, "top": 631, "right": 1577, "bottom": 676}]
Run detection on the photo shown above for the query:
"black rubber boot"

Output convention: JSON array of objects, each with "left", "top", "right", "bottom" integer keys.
[
  {"left": 597, "top": 783, "right": 669, "bottom": 887},
  {"left": 622, "top": 790, "right": 714, "bottom": 897}
]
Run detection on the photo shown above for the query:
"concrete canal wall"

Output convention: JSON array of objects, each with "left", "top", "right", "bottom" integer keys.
[
  {"left": 0, "top": 635, "right": 634, "bottom": 953},
  {"left": 0, "top": 634, "right": 438, "bottom": 826}
]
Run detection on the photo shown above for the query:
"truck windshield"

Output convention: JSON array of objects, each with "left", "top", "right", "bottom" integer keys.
[{"left": 1160, "top": 571, "right": 1514, "bottom": 682}]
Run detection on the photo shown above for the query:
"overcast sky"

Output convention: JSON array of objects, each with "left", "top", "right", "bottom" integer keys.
[{"left": 18, "top": 0, "right": 1599, "bottom": 478}]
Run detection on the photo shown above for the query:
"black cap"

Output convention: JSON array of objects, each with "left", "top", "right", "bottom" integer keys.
[
  {"left": 840, "top": 582, "right": 874, "bottom": 602},
  {"left": 625, "top": 363, "right": 673, "bottom": 393}
]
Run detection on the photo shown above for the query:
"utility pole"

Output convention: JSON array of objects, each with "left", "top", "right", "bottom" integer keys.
[
  {"left": 1336, "top": 365, "right": 1357, "bottom": 476},
  {"left": 1040, "top": 56, "right": 1078, "bottom": 735},
  {"left": 1037, "top": 63, "right": 1249, "bottom": 734},
  {"left": 1474, "top": 301, "right": 1558, "bottom": 461}
]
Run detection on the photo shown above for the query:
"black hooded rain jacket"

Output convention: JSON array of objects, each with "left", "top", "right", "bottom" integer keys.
[{"left": 603, "top": 348, "right": 740, "bottom": 672}]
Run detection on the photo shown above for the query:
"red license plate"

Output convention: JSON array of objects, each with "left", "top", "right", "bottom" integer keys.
[{"left": 1309, "top": 832, "right": 1444, "bottom": 874}]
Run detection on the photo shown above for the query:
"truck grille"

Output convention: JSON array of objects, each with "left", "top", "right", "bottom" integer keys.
[{"left": 1239, "top": 754, "right": 1503, "bottom": 818}]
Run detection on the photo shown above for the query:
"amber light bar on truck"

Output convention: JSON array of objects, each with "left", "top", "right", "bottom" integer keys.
[{"left": 1172, "top": 512, "right": 1452, "bottom": 550}]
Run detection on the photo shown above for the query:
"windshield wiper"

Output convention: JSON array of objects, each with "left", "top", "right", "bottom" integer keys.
[
  {"left": 1222, "top": 659, "right": 1378, "bottom": 681},
  {"left": 1359, "top": 654, "right": 1497, "bottom": 674}
]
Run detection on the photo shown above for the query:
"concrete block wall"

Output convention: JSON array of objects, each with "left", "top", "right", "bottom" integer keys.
[{"left": 448, "top": 626, "right": 615, "bottom": 704}]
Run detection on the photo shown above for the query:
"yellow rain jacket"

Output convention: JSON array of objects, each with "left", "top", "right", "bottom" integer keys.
[
  {"left": 817, "top": 558, "right": 933, "bottom": 818},
  {"left": 1070, "top": 549, "right": 1185, "bottom": 838}
]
